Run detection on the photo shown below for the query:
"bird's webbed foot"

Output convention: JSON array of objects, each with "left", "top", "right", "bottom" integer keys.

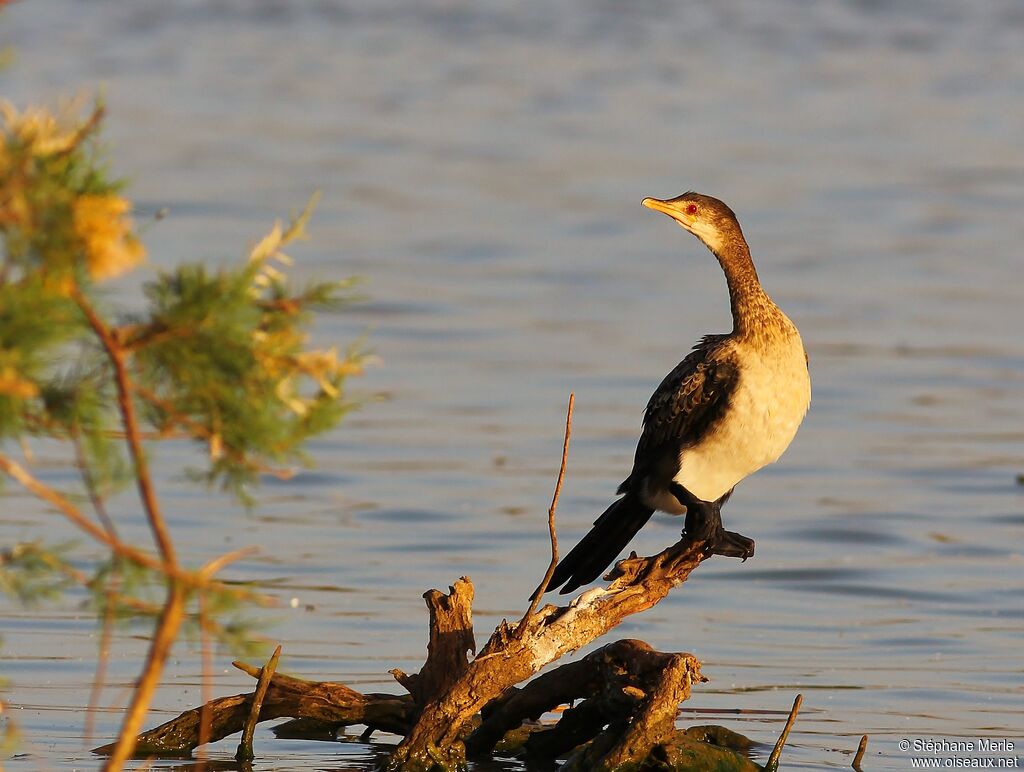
[
  {"left": 708, "top": 529, "right": 755, "bottom": 560},
  {"left": 673, "top": 485, "right": 755, "bottom": 562}
]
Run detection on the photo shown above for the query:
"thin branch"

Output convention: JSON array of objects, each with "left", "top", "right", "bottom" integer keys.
[
  {"left": 83, "top": 572, "right": 119, "bottom": 746},
  {"left": 133, "top": 384, "right": 298, "bottom": 479},
  {"left": 92, "top": 545, "right": 253, "bottom": 768},
  {"left": 518, "top": 392, "right": 573, "bottom": 632},
  {"left": 199, "top": 546, "right": 262, "bottom": 580},
  {"left": 72, "top": 287, "right": 176, "bottom": 568},
  {"left": 70, "top": 424, "right": 119, "bottom": 541},
  {"left": 23, "top": 410, "right": 187, "bottom": 440},
  {"left": 43, "top": 555, "right": 258, "bottom": 649},
  {"left": 767, "top": 694, "right": 803, "bottom": 771},
  {"left": 0, "top": 453, "right": 147, "bottom": 564},
  {"left": 196, "top": 593, "right": 214, "bottom": 764},
  {"left": 852, "top": 734, "right": 868, "bottom": 771},
  {"left": 74, "top": 417, "right": 123, "bottom": 749},
  {"left": 0, "top": 454, "right": 263, "bottom": 600},
  {"left": 236, "top": 645, "right": 282, "bottom": 761},
  {"left": 119, "top": 322, "right": 194, "bottom": 354},
  {"left": 197, "top": 543, "right": 265, "bottom": 755},
  {"left": 101, "top": 582, "right": 187, "bottom": 770},
  {"left": 53, "top": 102, "right": 105, "bottom": 159},
  {"left": 202, "top": 543, "right": 262, "bottom": 759}
]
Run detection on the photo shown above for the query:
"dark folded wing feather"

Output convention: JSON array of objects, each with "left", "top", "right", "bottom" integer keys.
[{"left": 622, "top": 334, "right": 737, "bottom": 488}]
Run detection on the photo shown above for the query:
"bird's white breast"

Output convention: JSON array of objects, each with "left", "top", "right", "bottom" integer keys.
[{"left": 672, "top": 332, "right": 810, "bottom": 506}]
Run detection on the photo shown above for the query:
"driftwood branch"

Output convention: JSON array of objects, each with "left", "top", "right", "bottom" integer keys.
[
  {"left": 385, "top": 533, "right": 710, "bottom": 770},
  {"left": 97, "top": 662, "right": 413, "bottom": 755},
  {"left": 116, "top": 396, "right": 783, "bottom": 770},
  {"left": 107, "top": 535, "right": 718, "bottom": 768},
  {"left": 561, "top": 648, "right": 699, "bottom": 771},
  {"left": 467, "top": 638, "right": 702, "bottom": 760},
  {"left": 766, "top": 693, "right": 802, "bottom": 771},
  {"left": 236, "top": 644, "right": 281, "bottom": 761},
  {"left": 390, "top": 577, "right": 476, "bottom": 710},
  {"left": 108, "top": 534, "right": 717, "bottom": 767},
  {"left": 853, "top": 733, "right": 869, "bottom": 771}
]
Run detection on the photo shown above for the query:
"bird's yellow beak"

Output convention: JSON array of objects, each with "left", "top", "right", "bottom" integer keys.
[
  {"left": 641, "top": 197, "right": 675, "bottom": 216},
  {"left": 642, "top": 197, "right": 691, "bottom": 226}
]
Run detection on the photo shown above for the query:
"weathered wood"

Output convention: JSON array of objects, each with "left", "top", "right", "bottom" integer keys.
[
  {"left": 95, "top": 666, "right": 412, "bottom": 755},
  {"left": 114, "top": 514, "right": 757, "bottom": 772},
  {"left": 526, "top": 698, "right": 615, "bottom": 760},
  {"left": 766, "top": 694, "right": 802, "bottom": 771},
  {"left": 236, "top": 644, "right": 281, "bottom": 761},
  {"left": 467, "top": 650, "right": 605, "bottom": 757},
  {"left": 386, "top": 536, "right": 708, "bottom": 770},
  {"left": 565, "top": 651, "right": 700, "bottom": 771},
  {"left": 853, "top": 733, "right": 869, "bottom": 771},
  {"left": 468, "top": 639, "right": 694, "bottom": 759},
  {"left": 390, "top": 577, "right": 475, "bottom": 710}
]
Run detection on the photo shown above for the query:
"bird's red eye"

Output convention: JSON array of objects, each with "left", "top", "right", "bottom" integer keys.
[{"left": 685, "top": 204, "right": 698, "bottom": 215}]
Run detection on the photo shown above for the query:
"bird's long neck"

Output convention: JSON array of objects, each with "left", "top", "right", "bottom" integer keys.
[{"left": 714, "top": 238, "right": 777, "bottom": 338}]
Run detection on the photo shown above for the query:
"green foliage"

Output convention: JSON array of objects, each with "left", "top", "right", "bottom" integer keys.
[
  {"left": 0, "top": 541, "right": 76, "bottom": 604},
  {"left": 0, "top": 277, "right": 83, "bottom": 436},
  {"left": 41, "top": 369, "right": 128, "bottom": 496},
  {"left": 0, "top": 97, "right": 365, "bottom": 659},
  {"left": 1, "top": 98, "right": 362, "bottom": 498},
  {"left": 133, "top": 197, "right": 364, "bottom": 502},
  {"left": 0, "top": 100, "right": 125, "bottom": 284}
]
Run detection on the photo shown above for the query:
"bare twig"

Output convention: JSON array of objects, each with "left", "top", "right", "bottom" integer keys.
[
  {"left": 72, "top": 288, "right": 176, "bottom": 567},
  {"left": 83, "top": 573, "right": 119, "bottom": 745},
  {"left": 766, "top": 694, "right": 803, "bottom": 771},
  {"left": 76, "top": 421, "right": 121, "bottom": 748},
  {"left": 133, "top": 384, "right": 296, "bottom": 479},
  {"left": 70, "top": 425, "right": 119, "bottom": 540},
  {"left": 101, "top": 542, "right": 261, "bottom": 768},
  {"left": 102, "top": 583, "right": 187, "bottom": 770},
  {"left": 852, "top": 733, "right": 868, "bottom": 771},
  {"left": 0, "top": 454, "right": 265, "bottom": 600},
  {"left": 53, "top": 103, "right": 106, "bottom": 159},
  {"left": 0, "top": 454, "right": 152, "bottom": 566},
  {"left": 519, "top": 392, "right": 574, "bottom": 632},
  {"left": 194, "top": 546, "right": 262, "bottom": 754},
  {"left": 198, "top": 546, "right": 261, "bottom": 580},
  {"left": 236, "top": 645, "right": 282, "bottom": 761},
  {"left": 196, "top": 593, "right": 214, "bottom": 766}
]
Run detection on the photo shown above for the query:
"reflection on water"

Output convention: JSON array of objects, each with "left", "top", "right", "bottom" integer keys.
[{"left": 2, "top": 1, "right": 1023, "bottom": 769}]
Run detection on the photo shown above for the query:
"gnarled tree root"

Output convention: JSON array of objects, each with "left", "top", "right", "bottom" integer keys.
[{"left": 469, "top": 639, "right": 699, "bottom": 759}]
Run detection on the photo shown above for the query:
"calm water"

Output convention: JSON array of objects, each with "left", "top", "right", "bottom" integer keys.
[{"left": 2, "top": 2, "right": 1023, "bottom": 770}]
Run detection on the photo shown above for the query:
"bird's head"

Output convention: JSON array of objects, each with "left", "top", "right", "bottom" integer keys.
[{"left": 641, "top": 192, "right": 743, "bottom": 255}]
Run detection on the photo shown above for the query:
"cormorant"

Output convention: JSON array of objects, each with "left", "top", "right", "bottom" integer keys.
[{"left": 547, "top": 192, "right": 811, "bottom": 594}]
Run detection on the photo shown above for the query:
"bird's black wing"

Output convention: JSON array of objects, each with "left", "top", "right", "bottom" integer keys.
[{"left": 619, "top": 334, "right": 737, "bottom": 492}]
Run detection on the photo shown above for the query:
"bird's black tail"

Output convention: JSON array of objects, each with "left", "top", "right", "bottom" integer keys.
[{"left": 546, "top": 495, "right": 654, "bottom": 595}]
